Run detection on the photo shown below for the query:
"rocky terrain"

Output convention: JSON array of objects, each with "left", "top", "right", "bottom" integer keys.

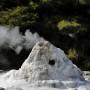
[{"left": 0, "top": 41, "right": 90, "bottom": 90}]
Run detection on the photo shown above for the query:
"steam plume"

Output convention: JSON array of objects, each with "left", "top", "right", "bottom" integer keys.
[{"left": 0, "top": 26, "right": 44, "bottom": 54}]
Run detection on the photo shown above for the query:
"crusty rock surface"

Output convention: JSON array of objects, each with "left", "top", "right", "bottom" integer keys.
[
  {"left": 19, "top": 41, "right": 84, "bottom": 81},
  {"left": 0, "top": 41, "right": 90, "bottom": 90}
]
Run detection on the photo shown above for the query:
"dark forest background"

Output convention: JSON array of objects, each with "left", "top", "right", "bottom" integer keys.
[{"left": 0, "top": 0, "right": 90, "bottom": 71}]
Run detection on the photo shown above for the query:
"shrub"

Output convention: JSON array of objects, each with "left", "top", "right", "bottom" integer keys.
[
  {"left": 57, "top": 20, "right": 80, "bottom": 30},
  {"left": 67, "top": 48, "right": 78, "bottom": 61},
  {"left": 0, "top": 6, "right": 38, "bottom": 27}
]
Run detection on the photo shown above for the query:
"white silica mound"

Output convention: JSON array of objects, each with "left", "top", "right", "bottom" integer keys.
[{"left": 0, "top": 40, "right": 90, "bottom": 90}]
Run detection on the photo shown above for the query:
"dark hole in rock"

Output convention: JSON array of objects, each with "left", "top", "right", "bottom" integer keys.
[
  {"left": 49, "top": 59, "right": 55, "bottom": 66},
  {"left": 39, "top": 42, "right": 43, "bottom": 47},
  {"left": 51, "top": 83, "right": 56, "bottom": 88}
]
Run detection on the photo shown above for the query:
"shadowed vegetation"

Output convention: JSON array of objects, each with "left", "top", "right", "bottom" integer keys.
[{"left": 0, "top": 0, "right": 90, "bottom": 70}]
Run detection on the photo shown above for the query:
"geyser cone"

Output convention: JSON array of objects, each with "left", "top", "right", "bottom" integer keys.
[{"left": 19, "top": 40, "right": 84, "bottom": 82}]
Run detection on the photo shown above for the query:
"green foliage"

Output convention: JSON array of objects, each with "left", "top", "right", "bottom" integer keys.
[
  {"left": 57, "top": 20, "right": 80, "bottom": 30},
  {"left": 41, "top": 0, "right": 49, "bottom": 3},
  {"left": 0, "top": 6, "right": 38, "bottom": 26},
  {"left": 29, "top": 1, "right": 39, "bottom": 10},
  {"left": 57, "top": 19, "right": 88, "bottom": 35},
  {"left": 67, "top": 48, "right": 78, "bottom": 61}
]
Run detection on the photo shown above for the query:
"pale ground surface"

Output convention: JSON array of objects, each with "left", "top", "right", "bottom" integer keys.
[{"left": 0, "top": 41, "right": 90, "bottom": 90}]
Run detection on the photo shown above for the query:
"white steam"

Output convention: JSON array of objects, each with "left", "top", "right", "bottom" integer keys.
[
  {"left": 24, "top": 30, "right": 43, "bottom": 50},
  {"left": 0, "top": 26, "right": 44, "bottom": 54}
]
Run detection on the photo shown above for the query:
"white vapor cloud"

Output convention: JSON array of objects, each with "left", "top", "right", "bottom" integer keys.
[{"left": 0, "top": 26, "right": 44, "bottom": 54}]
